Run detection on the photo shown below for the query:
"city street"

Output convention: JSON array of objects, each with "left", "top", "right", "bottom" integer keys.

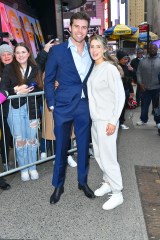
[{"left": 0, "top": 106, "right": 159, "bottom": 240}]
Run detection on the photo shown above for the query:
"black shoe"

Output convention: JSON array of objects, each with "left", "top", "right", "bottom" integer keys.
[
  {"left": 78, "top": 183, "right": 95, "bottom": 199},
  {"left": 0, "top": 178, "right": 11, "bottom": 190},
  {"left": 50, "top": 187, "right": 64, "bottom": 204}
]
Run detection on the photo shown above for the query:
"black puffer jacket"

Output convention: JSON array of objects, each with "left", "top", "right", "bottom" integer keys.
[
  {"left": 2, "top": 63, "right": 42, "bottom": 120},
  {"left": 119, "top": 63, "right": 134, "bottom": 93}
]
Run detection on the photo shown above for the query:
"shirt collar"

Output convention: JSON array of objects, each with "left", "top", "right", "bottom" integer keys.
[{"left": 68, "top": 37, "right": 88, "bottom": 51}]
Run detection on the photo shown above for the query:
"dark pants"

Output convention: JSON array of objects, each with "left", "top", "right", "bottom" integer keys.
[
  {"left": 140, "top": 89, "right": 160, "bottom": 123},
  {"left": 0, "top": 116, "right": 11, "bottom": 164},
  {"left": 40, "top": 138, "right": 72, "bottom": 157},
  {"left": 136, "top": 84, "right": 142, "bottom": 105},
  {"left": 53, "top": 99, "right": 91, "bottom": 188},
  {"left": 119, "top": 89, "right": 129, "bottom": 125}
]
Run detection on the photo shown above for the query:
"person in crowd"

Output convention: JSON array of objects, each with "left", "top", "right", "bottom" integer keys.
[
  {"left": 0, "top": 80, "right": 11, "bottom": 190},
  {"left": 87, "top": 35, "right": 125, "bottom": 210},
  {"left": 0, "top": 44, "right": 13, "bottom": 171},
  {"left": 0, "top": 33, "right": 17, "bottom": 47},
  {"left": 130, "top": 48, "right": 144, "bottom": 106},
  {"left": 136, "top": 44, "right": 160, "bottom": 127},
  {"left": 154, "top": 92, "right": 160, "bottom": 135},
  {"left": 116, "top": 50, "right": 134, "bottom": 129},
  {"left": 2, "top": 42, "right": 43, "bottom": 181},
  {"left": 44, "top": 12, "right": 95, "bottom": 204},
  {"left": 41, "top": 99, "right": 77, "bottom": 167}
]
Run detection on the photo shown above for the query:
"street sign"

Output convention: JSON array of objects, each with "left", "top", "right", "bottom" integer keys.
[{"left": 139, "top": 24, "right": 149, "bottom": 33}]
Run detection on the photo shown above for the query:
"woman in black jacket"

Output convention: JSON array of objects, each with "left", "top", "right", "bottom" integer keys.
[
  {"left": 0, "top": 80, "right": 11, "bottom": 190},
  {"left": 2, "top": 42, "right": 43, "bottom": 182},
  {"left": 0, "top": 44, "right": 13, "bottom": 172}
]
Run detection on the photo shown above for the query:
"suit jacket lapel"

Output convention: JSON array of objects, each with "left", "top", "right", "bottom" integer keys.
[{"left": 63, "top": 41, "right": 81, "bottom": 81}]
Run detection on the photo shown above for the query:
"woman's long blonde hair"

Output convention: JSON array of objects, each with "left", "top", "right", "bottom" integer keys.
[{"left": 89, "top": 35, "right": 123, "bottom": 77}]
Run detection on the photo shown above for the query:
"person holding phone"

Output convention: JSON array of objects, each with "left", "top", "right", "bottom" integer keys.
[{"left": 2, "top": 42, "right": 43, "bottom": 181}]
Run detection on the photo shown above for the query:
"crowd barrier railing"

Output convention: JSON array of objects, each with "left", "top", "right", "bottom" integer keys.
[{"left": 0, "top": 91, "right": 77, "bottom": 177}]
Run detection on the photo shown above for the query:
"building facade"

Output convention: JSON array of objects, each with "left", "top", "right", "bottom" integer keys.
[
  {"left": 128, "top": 0, "right": 144, "bottom": 27},
  {"left": 147, "top": 0, "right": 160, "bottom": 37}
]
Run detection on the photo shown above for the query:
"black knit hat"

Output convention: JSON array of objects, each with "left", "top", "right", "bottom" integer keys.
[
  {"left": 137, "top": 48, "right": 144, "bottom": 53},
  {"left": 116, "top": 50, "right": 128, "bottom": 61}
]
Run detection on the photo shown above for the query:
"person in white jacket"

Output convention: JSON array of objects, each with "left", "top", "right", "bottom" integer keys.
[{"left": 87, "top": 35, "right": 125, "bottom": 210}]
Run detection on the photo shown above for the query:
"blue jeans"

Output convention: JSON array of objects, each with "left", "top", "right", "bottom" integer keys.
[
  {"left": 8, "top": 104, "right": 39, "bottom": 172},
  {"left": 140, "top": 89, "right": 159, "bottom": 123}
]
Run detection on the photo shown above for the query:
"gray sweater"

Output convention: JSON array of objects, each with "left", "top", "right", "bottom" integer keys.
[
  {"left": 87, "top": 61, "right": 125, "bottom": 125},
  {"left": 137, "top": 55, "right": 160, "bottom": 90}
]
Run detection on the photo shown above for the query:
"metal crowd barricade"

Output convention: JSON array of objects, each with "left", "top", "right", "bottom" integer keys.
[{"left": 0, "top": 91, "right": 77, "bottom": 178}]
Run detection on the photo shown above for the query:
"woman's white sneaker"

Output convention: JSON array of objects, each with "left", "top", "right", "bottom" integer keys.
[
  {"left": 102, "top": 192, "right": 123, "bottom": 210},
  {"left": 29, "top": 170, "right": 39, "bottom": 180},
  {"left": 21, "top": 171, "right": 30, "bottom": 181},
  {"left": 67, "top": 155, "right": 77, "bottom": 167},
  {"left": 41, "top": 152, "right": 47, "bottom": 159},
  {"left": 94, "top": 182, "right": 111, "bottom": 196}
]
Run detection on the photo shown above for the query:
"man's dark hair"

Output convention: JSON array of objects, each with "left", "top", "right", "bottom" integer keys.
[{"left": 70, "top": 12, "right": 90, "bottom": 27}]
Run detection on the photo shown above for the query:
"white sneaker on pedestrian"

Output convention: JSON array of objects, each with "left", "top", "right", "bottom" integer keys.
[
  {"left": 120, "top": 124, "right": 129, "bottom": 129},
  {"left": 157, "top": 123, "right": 160, "bottom": 129},
  {"left": 21, "top": 171, "right": 30, "bottom": 181},
  {"left": 136, "top": 120, "right": 146, "bottom": 126},
  {"left": 29, "top": 170, "right": 39, "bottom": 180},
  {"left": 94, "top": 182, "right": 111, "bottom": 196},
  {"left": 102, "top": 192, "right": 123, "bottom": 210},
  {"left": 41, "top": 152, "right": 47, "bottom": 159},
  {"left": 67, "top": 155, "right": 77, "bottom": 167}
]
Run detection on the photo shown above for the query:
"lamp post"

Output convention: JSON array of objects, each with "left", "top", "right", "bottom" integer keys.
[{"left": 117, "top": 0, "right": 120, "bottom": 24}]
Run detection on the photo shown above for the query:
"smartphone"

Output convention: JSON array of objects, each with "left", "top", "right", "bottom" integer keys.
[
  {"left": 28, "top": 82, "right": 37, "bottom": 88},
  {"left": 0, "top": 32, "right": 9, "bottom": 38}
]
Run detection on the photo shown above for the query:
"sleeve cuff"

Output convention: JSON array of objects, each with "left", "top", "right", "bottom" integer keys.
[{"left": 49, "top": 106, "right": 54, "bottom": 110}]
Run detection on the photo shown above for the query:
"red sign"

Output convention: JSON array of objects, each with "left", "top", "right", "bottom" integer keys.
[
  {"left": 139, "top": 24, "right": 149, "bottom": 33},
  {"left": 104, "top": 0, "right": 109, "bottom": 30}
]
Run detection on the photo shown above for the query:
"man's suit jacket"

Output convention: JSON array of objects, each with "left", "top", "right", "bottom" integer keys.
[{"left": 44, "top": 40, "right": 94, "bottom": 114}]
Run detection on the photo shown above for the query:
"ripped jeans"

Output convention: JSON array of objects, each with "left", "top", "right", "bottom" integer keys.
[{"left": 8, "top": 104, "right": 39, "bottom": 172}]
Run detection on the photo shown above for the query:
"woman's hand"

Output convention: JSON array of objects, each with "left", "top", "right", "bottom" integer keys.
[
  {"left": 54, "top": 80, "right": 59, "bottom": 89},
  {"left": 106, "top": 123, "right": 116, "bottom": 136},
  {"left": 44, "top": 40, "right": 55, "bottom": 53},
  {"left": 14, "top": 84, "right": 34, "bottom": 94}
]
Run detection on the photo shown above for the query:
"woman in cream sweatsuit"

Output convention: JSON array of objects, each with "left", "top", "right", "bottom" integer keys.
[{"left": 87, "top": 35, "right": 125, "bottom": 210}]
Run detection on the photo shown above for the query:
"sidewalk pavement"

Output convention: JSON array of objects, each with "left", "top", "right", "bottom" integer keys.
[{"left": 0, "top": 106, "right": 159, "bottom": 240}]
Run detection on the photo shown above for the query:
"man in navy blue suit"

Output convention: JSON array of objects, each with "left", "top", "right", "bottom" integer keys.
[{"left": 44, "top": 12, "right": 95, "bottom": 204}]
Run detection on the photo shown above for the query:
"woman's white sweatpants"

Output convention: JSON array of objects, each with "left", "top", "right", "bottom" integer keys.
[{"left": 91, "top": 120, "right": 123, "bottom": 193}]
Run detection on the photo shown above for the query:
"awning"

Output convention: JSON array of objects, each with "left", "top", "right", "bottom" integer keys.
[{"left": 62, "top": 0, "right": 87, "bottom": 10}]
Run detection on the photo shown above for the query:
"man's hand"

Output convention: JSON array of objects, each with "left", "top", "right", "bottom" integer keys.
[
  {"left": 139, "top": 83, "right": 145, "bottom": 91},
  {"left": 130, "top": 92, "right": 134, "bottom": 98}
]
